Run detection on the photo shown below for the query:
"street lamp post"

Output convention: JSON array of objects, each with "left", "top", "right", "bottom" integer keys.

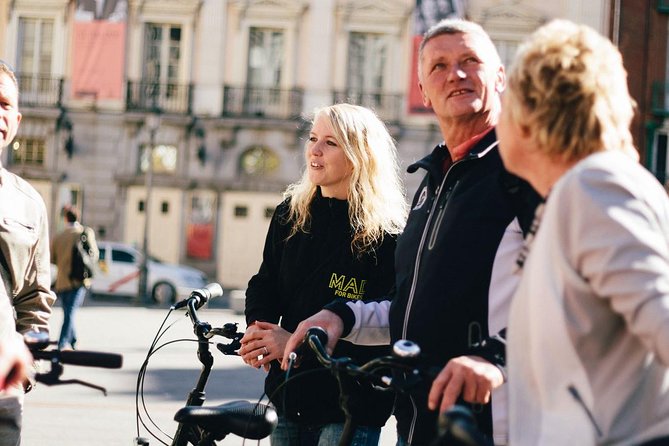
[{"left": 138, "top": 112, "right": 161, "bottom": 305}]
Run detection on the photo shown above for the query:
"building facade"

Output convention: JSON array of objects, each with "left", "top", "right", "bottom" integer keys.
[
  {"left": 617, "top": 1, "right": 669, "bottom": 188},
  {"left": 1, "top": 0, "right": 608, "bottom": 289}
]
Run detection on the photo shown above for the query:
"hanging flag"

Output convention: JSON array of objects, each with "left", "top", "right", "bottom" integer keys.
[{"left": 71, "top": 0, "right": 128, "bottom": 101}]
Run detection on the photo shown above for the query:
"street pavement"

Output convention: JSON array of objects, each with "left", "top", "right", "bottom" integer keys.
[{"left": 21, "top": 297, "right": 397, "bottom": 445}]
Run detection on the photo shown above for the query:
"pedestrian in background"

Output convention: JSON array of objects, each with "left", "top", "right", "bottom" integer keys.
[
  {"left": 51, "top": 205, "right": 98, "bottom": 351},
  {"left": 497, "top": 19, "right": 669, "bottom": 445},
  {"left": 239, "top": 103, "right": 408, "bottom": 446},
  {"left": 0, "top": 61, "right": 55, "bottom": 446}
]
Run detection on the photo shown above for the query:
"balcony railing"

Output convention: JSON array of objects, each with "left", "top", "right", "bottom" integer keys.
[
  {"left": 126, "top": 80, "right": 192, "bottom": 114},
  {"left": 16, "top": 74, "right": 63, "bottom": 108},
  {"left": 651, "top": 81, "right": 669, "bottom": 117},
  {"left": 222, "top": 85, "right": 303, "bottom": 119},
  {"left": 333, "top": 90, "right": 403, "bottom": 123}
]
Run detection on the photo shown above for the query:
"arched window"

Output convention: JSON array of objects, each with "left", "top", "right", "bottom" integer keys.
[{"left": 239, "top": 146, "right": 280, "bottom": 176}]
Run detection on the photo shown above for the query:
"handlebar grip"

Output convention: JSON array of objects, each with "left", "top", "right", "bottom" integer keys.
[
  {"left": 195, "top": 283, "right": 224, "bottom": 301},
  {"left": 305, "top": 327, "right": 328, "bottom": 346},
  {"left": 32, "top": 350, "right": 123, "bottom": 369}
]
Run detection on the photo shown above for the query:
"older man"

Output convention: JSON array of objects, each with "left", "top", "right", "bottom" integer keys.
[
  {"left": 282, "top": 19, "right": 540, "bottom": 445},
  {"left": 0, "top": 61, "right": 55, "bottom": 445}
]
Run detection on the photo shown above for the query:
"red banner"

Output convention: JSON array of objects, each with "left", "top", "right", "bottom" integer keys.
[{"left": 71, "top": 1, "right": 127, "bottom": 100}]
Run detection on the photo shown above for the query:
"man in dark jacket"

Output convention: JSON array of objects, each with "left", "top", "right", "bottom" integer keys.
[{"left": 283, "top": 19, "right": 540, "bottom": 446}]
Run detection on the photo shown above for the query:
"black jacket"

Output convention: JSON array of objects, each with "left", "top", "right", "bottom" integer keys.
[
  {"left": 393, "top": 132, "right": 539, "bottom": 444},
  {"left": 326, "top": 130, "right": 540, "bottom": 444},
  {"left": 245, "top": 189, "right": 396, "bottom": 426}
]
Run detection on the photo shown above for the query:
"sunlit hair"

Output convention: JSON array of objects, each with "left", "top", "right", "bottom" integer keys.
[
  {"left": 505, "top": 20, "right": 637, "bottom": 162},
  {"left": 0, "top": 61, "right": 18, "bottom": 90},
  {"left": 418, "top": 18, "right": 502, "bottom": 81},
  {"left": 284, "top": 103, "right": 408, "bottom": 254}
]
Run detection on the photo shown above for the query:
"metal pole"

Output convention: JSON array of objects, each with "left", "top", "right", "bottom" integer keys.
[{"left": 138, "top": 114, "right": 159, "bottom": 305}]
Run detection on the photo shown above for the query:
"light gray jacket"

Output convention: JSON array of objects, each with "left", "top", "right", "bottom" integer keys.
[{"left": 508, "top": 151, "right": 669, "bottom": 445}]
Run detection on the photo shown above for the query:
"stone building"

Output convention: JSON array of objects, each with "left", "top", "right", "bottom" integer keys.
[{"left": 1, "top": 0, "right": 608, "bottom": 289}]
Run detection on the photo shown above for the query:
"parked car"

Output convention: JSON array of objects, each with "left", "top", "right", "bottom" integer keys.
[{"left": 88, "top": 241, "right": 208, "bottom": 304}]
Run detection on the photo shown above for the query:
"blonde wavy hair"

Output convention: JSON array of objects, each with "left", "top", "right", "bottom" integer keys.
[
  {"left": 505, "top": 19, "right": 636, "bottom": 162},
  {"left": 284, "top": 103, "right": 408, "bottom": 254}
]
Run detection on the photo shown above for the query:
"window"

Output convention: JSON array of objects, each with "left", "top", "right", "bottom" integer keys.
[
  {"left": 347, "top": 32, "right": 387, "bottom": 94},
  {"left": 10, "top": 138, "right": 45, "bottom": 166},
  {"left": 139, "top": 200, "right": 145, "bottom": 212},
  {"left": 659, "top": 0, "right": 669, "bottom": 13},
  {"left": 17, "top": 18, "right": 53, "bottom": 75},
  {"left": 234, "top": 206, "right": 248, "bottom": 217},
  {"left": 139, "top": 144, "right": 178, "bottom": 174},
  {"left": 652, "top": 131, "right": 668, "bottom": 184},
  {"left": 247, "top": 28, "right": 283, "bottom": 88},
  {"left": 265, "top": 207, "right": 275, "bottom": 219},
  {"left": 239, "top": 146, "right": 280, "bottom": 176},
  {"left": 16, "top": 18, "right": 54, "bottom": 103},
  {"left": 142, "top": 23, "right": 182, "bottom": 100},
  {"left": 112, "top": 249, "right": 135, "bottom": 263},
  {"left": 161, "top": 201, "right": 169, "bottom": 214},
  {"left": 492, "top": 39, "right": 520, "bottom": 69}
]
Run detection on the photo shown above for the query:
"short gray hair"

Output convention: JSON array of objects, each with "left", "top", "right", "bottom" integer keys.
[{"left": 417, "top": 19, "right": 501, "bottom": 80}]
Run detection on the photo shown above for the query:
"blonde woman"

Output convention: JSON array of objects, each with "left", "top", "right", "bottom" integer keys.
[
  {"left": 239, "top": 103, "right": 407, "bottom": 446},
  {"left": 497, "top": 20, "right": 669, "bottom": 445}
]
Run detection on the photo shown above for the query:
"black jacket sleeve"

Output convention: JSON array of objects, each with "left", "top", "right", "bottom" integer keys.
[{"left": 244, "top": 203, "right": 289, "bottom": 326}]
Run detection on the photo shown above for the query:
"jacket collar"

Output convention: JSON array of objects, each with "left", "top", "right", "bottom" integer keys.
[{"left": 407, "top": 128, "right": 498, "bottom": 179}]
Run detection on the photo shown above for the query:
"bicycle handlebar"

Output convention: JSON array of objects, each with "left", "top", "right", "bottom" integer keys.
[
  {"left": 24, "top": 332, "right": 123, "bottom": 395},
  {"left": 173, "top": 283, "right": 224, "bottom": 311},
  {"left": 32, "top": 349, "right": 123, "bottom": 369},
  {"left": 435, "top": 406, "right": 493, "bottom": 446},
  {"left": 299, "top": 327, "right": 426, "bottom": 393},
  {"left": 299, "top": 328, "right": 492, "bottom": 446}
]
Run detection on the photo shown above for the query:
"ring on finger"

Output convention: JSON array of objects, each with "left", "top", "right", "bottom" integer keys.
[{"left": 263, "top": 346, "right": 269, "bottom": 356}]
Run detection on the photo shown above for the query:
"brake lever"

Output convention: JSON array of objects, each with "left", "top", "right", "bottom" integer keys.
[
  {"left": 205, "top": 322, "right": 242, "bottom": 340},
  {"left": 35, "top": 373, "right": 108, "bottom": 395},
  {"left": 216, "top": 339, "right": 241, "bottom": 356}
]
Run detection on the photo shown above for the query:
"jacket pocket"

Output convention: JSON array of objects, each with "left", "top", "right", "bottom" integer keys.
[{"left": 0, "top": 217, "right": 39, "bottom": 294}]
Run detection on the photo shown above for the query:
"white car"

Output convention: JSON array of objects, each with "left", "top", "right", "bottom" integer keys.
[{"left": 89, "top": 241, "right": 209, "bottom": 304}]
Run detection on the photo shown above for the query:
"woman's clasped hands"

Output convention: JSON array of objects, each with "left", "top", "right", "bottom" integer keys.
[{"left": 239, "top": 321, "right": 291, "bottom": 372}]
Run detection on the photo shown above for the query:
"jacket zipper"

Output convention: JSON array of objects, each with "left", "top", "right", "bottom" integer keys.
[
  {"left": 402, "top": 140, "right": 499, "bottom": 443},
  {"left": 401, "top": 173, "right": 448, "bottom": 339},
  {"left": 567, "top": 385, "right": 603, "bottom": 437},
  {"left": 427, "top": 180, "right": 460, "bottom": 250}
]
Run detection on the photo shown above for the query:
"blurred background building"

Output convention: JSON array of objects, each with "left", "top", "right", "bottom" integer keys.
[{"left": 0, "top": 0, "right": 659, "bottom": 289}]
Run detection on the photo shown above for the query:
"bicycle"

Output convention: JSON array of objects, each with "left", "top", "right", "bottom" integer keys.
[
  {"left": 134, "top": 283, "right": 277, "bottom": 446},
  {"left": 295, "top": 327, "right": 492, "bottom": 446},
  {"left": 25, "top": 331, "right": 123, "bottom": 395}
]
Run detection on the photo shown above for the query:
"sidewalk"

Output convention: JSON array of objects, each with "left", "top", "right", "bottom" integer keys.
[{"left": 22, "top": 299, "right": 398, "bottom": 445}]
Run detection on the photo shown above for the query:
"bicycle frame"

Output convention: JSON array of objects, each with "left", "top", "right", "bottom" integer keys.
[
  {"left": 170, "top": 299, "right": 216, "bottom": 446},
  {"left": 136, "top": 284, "right": 275, "bottom": 446}
]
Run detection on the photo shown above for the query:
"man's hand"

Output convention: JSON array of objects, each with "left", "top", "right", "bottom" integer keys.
[
  {"left": 427, "top": 355, "right": 504, "bottom": 413},
  {"left": 239, "top": 322, "right": 290, "bottom": 372},
  {"left": 0, "top": 334, "right": 33, "bottom": 391},
  {"left": 281, "top": 310, "right": 344, "bottom": 370}
]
